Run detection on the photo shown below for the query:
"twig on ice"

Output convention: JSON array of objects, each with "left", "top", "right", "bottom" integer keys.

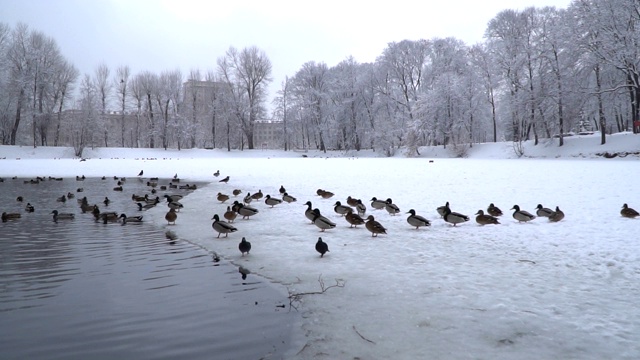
[{"left": 352, "top": 325, "right": 376, "bottom": 344}]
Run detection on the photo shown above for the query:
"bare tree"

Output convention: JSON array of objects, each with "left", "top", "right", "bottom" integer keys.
[
  {"left": 114, "top": 65, "right": 130, "bottom": 147},
  {"left": 94, "top": 64, "right": 110, "bottom": 146}
]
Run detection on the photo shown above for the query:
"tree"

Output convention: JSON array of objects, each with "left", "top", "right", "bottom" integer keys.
[
  {"left": 114, "top": 65, "right": 130, "bottom": 147},
  {"left": 94, "top": 64, "right": 110, "bottom": 147}
]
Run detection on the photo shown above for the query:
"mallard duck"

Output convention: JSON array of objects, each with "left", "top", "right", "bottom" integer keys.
[
  {"left": 168, "top": 201, "right": 184, "bottom": 212},
  {"left": 217, "top": 192, "right": 230, "bottom": 203},
  {"left": 279, "top": 185, "right": 286, "bottom": 195},
  {"left": 370, "top": 197, "right": 386, "bottom": 210},
  {"left": 103, "top": 197, "right": 111, "bottom": 206},
  {"left": 320, "top": 190, "right": 334, "bottom": 199},
  {"left": 233, "top": 189, "right": 242, "bottom": 196},
  {"left": 25, "top": 203, "right": 35, "bottom": 212},
  {"left": 137, "top": 202, "right": 155, "bottom": 211},
  {"left": 16, "top": 196, "right": 24, "bottom": 202},
  {"left": 251, "top": 190, "right": 263, "bottom": 201},
  {"left": 264, "top": 195, "right": 283, "bottom": 208},
  {"left": 304, "top": 201, "right": 316, "bottom": 223},
  {"left": 113, "top": 186, "right": 123, "bottom": 191},
  {"left": 475, "top": 210, "right": 500, "bottom": 225},
  {"left": 365, "top": 215, "right": 387, "bottom": 237},
  {"left": 51, "top": 210, "right": 74, "bottom": 221},
  {"left": 138, "top": 170, "right": 143, "bottom": 176},
  {"left": 76, "top": 175, "right": 85, "bottom": 181},
  {"left": 346, "top": 196, "right": 359, "bottom": 207},
  {"left": 487, "top": 203, "right": 503, "bottom": 217},
  {"left": 212, "top": 214, "right": 237, "bottom": 238},
  {"left": 76, "top": 187, "right": 84, "bottom": 192},
  {"left": 239, "top": 237, "right": 251, "bottom": 256},
  {"left": 333, "top": 201, "right": 352, "bottom": 216},
  {"left": 145, "top": 195, "right": 160, "bottom": 205},
  {"left": 219, "top": 176, "right": 230, "bottom": 183},
  {"left": 356, "top": 199, "right": 367, "bottom": 216},
  {"left": 535, "top": 204, "right": 554, "bottom": 217},
  {"left": 56, "top": 194, "right": 67, "bottom": 202},
  {"left": 312, "top": 209, "right": 336, "bottom": 232},
  {"left": 234, "top": 202, "right": 259, "bottom": 219},
  {"left": 406, "top": 209, "right": 431, "bottom": 229},
  {"left": 316, "top": 189, "right": 325, "bottom": 196},
  {"left": 100, "top": 212, "right": 120, "bottom": 224},
  {"left": 443, "top": 206, "right": 470, "bottom": 226},
  {"left": 548, "top": 206, "right": 565, "bottom": 222},
  {"left": 436, "top": 202, "right": 450, "bottom": 218},
  {"left": 146, "top": 180, "right": 157, "bottom": 187},
  {"left": 511, "top": 205, "right": 536, "bottom": 223},
  {"left": 243, "top": 192, "right": 253, "bottom": 204},
  {"left": 165, "top": 208, "right": 177, "bottom": 225},
  {"left": 164, "top": 194, "right": 183, "bottom": 203},
  {"left": 66, "top": 192, "right": 75, "bottom": 199},
  {"left": 345, "top": 207, "right": 366, "bottom": 228},
  {"left": 213, "top": 170, "right": 220, "bottom": 177},
  {"left": 2, "top": 212, "right": 21, "bottom": 222},
  {"left": 282, "top": 192, "right": 297, "bottom": 203},
  {"left": 385, "top": 198, "right": 400, "bottom": 216},
  {"left": 315, "top": 237, "right": 329, "bottom": 257},
  {"left": 620, "top": 203, "right": 639, "bottom": 218},
  {"left": 224, "top": 206, "right": 237, "bottom": 223},
  {"left": 119, "top": 213, "right": 143, "bottom": 224},
  {"left": 132, "top": 194, "right": 146, "bottom": 202}
]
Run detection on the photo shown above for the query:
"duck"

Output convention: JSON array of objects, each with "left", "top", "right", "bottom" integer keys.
[
  {"left": 243, "top": 192, "right": 253, "bottom": 204},
  {"left": 251, "top": 190, "right": 263, "bottom": 201},
  {"left": 443, "top": 206, "right": 470, "bottom": 226},
  {"left": 621, "top": 203, "right": 639, "bottom": 218},
  {"left": 474, "top": 210, "right": 500, "bottom": 225},
  {"left": 264, "top": 195, "right": 283, "bottom": 208},
  {"left": 164, "top": 194, "right": 183, "bottom": 203},
  {"left": 217, "top": 192, "right": 230, "bottom": 203},
  {"left": 138, "top": 170, "right": 143, "bottom": 176},
  {"left": 213, "top": 170, "right": 220, "bottom": 177},
  {"left": 137, "top": 202, "right": 155, "bottom": 211},
  {"left": 384, "top": 198, "right": 400, "bottom": 216},
  {"left": 232, "top": 189, "right": 242, "bottom": 196},
  {"left": 365, "top": 215, "right": 387, "bottom": 237},
  {"left": 511, "top": 205, "right": 536, "bottom": 223},
  {"left": 345, "top": 207, "right": 366, "bottom": 228},
  {"left": 212, "top": 214, "right": 238, "bottom": 238},
  {"left": 279, "top": 185, "right": 286, "bottom": 195},
  {"left": 370, "top": 197, "right": 386, "bottom": 210},
  {"left": 436, "top": 201, "right": 450, "bottom": 218},
  {"left": 50, "top": 210, "right": 74, "bottom": 221},
  {"left": 224, "top": 206, "right": 237, "bottom": 223},
  {"left": 132, "top": 194, "right": 146, "bottom": 202},
  {"left": 25, "top": 203, "right": 35, "bottom": 212},
  {"left": 233, "top": 202, "right": 259, "bottom": 219},
  {"left": 333, "top": 201, "right": 352, "bottom": 216},
  {"left": 312, "top": 208, "right": 336, "bottom": 232},
  {"left": 56, "top": 194, "right": 67, "bottom": 203},
  {"left": 76, "top": 175, "right": 85, "bottom": 181},
  {"left": 16, "top": 196, "right": 24, "bottom": 202},
  {"left": 113, "top": 186, "right": 123, "bottom": 191},
  {"left": 487, "top": 203, "right": 503, "bottom": 217},
  {"left": 315, "top": 237, "right": 329, "bottom": 257},
  {"left": 2, "top": 212, "right": 21, "bottom": 222},
  {"left": 319, "top": 190, "right": 334, "bottom": 199},
  {"left": 346, "top": 196, "right": 359, "bottom": 207},
  {"left": 304, "top": 201, "right": 316, "bottom": 223},
  {"left": 282, "top": 192, "right": 297, "bottom": 203},
  {"left": 76, "top": 187, "right": 84, "bottom": 192},
  {"left": 119, "top": 213, "right": 143, "bottom": 224},
  {"left": 406, "top": 209, "right": 431, "bottom": 229},
  {"left": 239, "top": 237, "right": 251, "bottom": 256},
  {"left": 165, "top": 208, "right": 178, "bottom": 225},
  {"left": 535, "top": 204, "right": 554, "bottom": 217},
  {"left": 548, "top": 206, "right": 565, "bottom": 222},
  {"left": 168, "top": 201, "right": 184, "bottom": 212},
  {"left": 66, "top": 192, "right": 75, "bottom": 199},
  {"left": 145, "top": 195, "right": 160, "bottom": 205},
  {"left": 99, "top": 212, "right": 120, "bottom": 223},
  {"left": 103, "top": 197, "right": 111, "bottom": 206},
  {"left": 219, "top": 176, "right": 230, "bottom": 184},
  {"left": 356, "top": 199, "right": 367, "bottom": 216}
]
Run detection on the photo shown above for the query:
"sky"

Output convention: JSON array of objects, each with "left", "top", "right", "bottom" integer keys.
[
  {"left": 0, "top": 0, "right": 573, "bottom": 111},
  {"left": 1, "top": 132, "right": 639, "bottom": 359}
]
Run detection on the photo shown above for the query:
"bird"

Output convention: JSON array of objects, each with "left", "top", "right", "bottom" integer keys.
[
  {"left": 315, "top": 237, "right": 329, "bottom": 257},
  {"left": 66, "top": 192, "right": 75, "bottom": 199},
  {"left": 137, "top": 202, "right": 155, "bottom": 211},
  {"left": 370, "top": 197, "right": 386, "bottom": 210},
  {"left": 50, "top": 210, "right": 74, "bottom": 222},
  {"left": 164, "top": 194, "right": 183, "bottom": 203},
  {"left": 25, "top": 203, "right": 35, "bottom": 212},
  {"left": 345, "top": 207, "right": 366, "bottom": 228},
  {"left": 16, "top": 196, "right": 24, "bottom": 202},
  {"left": 356, "top": 199, "right": 367, "bottom": 216},
  {"left": 312, "top": 208, "right": 336, "bottom": 232},
  {"left": 511, "top": 205, "right": 536, "bottom": 223},
  {"left": 56, "top": 194, "right": 67, "bottom": 202},
  {"left": 304, "top": 201, "right": 316, "bottom": 223},
  {"left": 113, "top": 186, "right": 123, "bottom": 191},
  {"left": 213, "top": 170, "right": 220, "bottom": 177},
  {"left": 621, "top": 203, "right": 639, "bottom": 218},
  {"left": 282, "top": 192, "right": 297, "bottom": 203},
  {"left": 436, "top": 201, "right": 450, "bottom": 218},
  {"left": 443, "top": 206, "right": 470, "bottom": 226},
  {"left": 2, "top": 212, "right": 21, "bottom": 222},
  {"left": 173, "top": 173, "right": 178, "bottom": 180},
  {"left": 535, "top": 204, "right": 554, "bottom": 217},
  {"left": 243, "top": 192, "right": 253, "bottom": 204},
  {"left": 474, "top": 210, "right": 500, "bottom": 225},
  {"left": 233, "top": 202, "right": 259, "bottom": 219},
  {"left": 346, "top": 196, "right": 359, "bottom": 207},
  {"left": 165, "top": 208, "right": 178, "bottom": 225},
  {"left": 333, "top": 201, "right": 352, "bottom": 216},
  {"left": 217, "top": 192, "right": 230, "bottom": 203},
  {"left": 365, "top": 215, "right": 387, "bottom": 237},
  {"left": 224, "top": 206, "right": 237, "bottom": 223},
  {"left": 487, "top": 203, "right": 503, "bottom": 217},
  {"left": 132, "top": 194, "right": 146, "bottom": 202},
  {"left": 99, "top": 212, "right": 120, "bottom": 223},
  {"left": 279, "top": 185, "right": 286, "bottom": 195},
  {"left": 212, "top": 214, "right": 238, "bottom": 238},
  {"left": 219, "top": 176, "right": 230, "bottom": 183},
  {"left": 232, "top": 189, "right": 242, "bottom": 196},
  {"left": 138, "top": 170, "right": 143, "bottom": 176},
  {"left": 406, "top": 209, "right": 431, "bottom": 229},
  {"left": 103, "top": 197, "right": 111, "bottom": 206},
  {"left": 119, "top": 213, "right": 143, "bottom": 224},
  {"left": 384, "top": 198, "right": 400, "bottom": 215},
  {"left": 239, "top": 237, "right": 251, "bottom": 256},
  {"left": 548, "top": 206, "right": 565, "bottom": 222},
  {"left": 265, "top": 195, "right": 283, "bottom": 207},
  {"left": 319, "top": 190, "right": 334, "bottom": 199},
  {"left": 168, "top": 201, "right": 184, "bottom": 212},
  {"left": 251, "top": 190, "right": 263, "bottom": 201}
]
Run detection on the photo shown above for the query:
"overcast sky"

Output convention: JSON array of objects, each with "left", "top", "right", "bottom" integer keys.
[{"left": 1, "top": 0, "right": 572, "bottom": 111}]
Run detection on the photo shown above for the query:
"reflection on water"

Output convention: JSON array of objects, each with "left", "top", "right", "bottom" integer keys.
[{"left": 0, "top": 177, "right": 295, "bottom": 360}]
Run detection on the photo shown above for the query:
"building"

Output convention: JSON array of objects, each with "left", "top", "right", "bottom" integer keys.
[{"left": 253, "top": 120, "right": 283, "bottom": 149}]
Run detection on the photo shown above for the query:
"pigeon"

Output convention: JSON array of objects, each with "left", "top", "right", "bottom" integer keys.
[
  {"left": 219, "top": 176, "right": 230, "bottom": 183},
  {"left": 239, "top": 237, "right": 252, "bottom": 256},
  {"left": 315, "top": 237, "right": 329, "bottom": 257}
]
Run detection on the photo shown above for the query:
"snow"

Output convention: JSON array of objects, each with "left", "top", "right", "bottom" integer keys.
[{"left": 1, "top": 132, "right": 640, "bottom": 359}]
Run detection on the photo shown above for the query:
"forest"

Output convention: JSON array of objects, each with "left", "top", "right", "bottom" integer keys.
[{"left": 0, "top": 0, "right": 638, "bottom": 156}]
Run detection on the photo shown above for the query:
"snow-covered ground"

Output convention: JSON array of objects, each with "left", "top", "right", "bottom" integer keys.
[{"left": 1, "top": 132, "right": 639, "bottom": 359}]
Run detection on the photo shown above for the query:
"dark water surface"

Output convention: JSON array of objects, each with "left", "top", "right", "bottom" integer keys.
[{"left": 0, "top": 176, "right": 296, "bottom": 360}]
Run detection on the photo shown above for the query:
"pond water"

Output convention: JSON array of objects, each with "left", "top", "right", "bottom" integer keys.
[{"left": 0, "top": 177, "right": 297, "bottom": 360}]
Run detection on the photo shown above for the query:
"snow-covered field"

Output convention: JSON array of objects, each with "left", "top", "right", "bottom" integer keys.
[{"left": 1, "top": 133, "right": 639, "bottom": 359}]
